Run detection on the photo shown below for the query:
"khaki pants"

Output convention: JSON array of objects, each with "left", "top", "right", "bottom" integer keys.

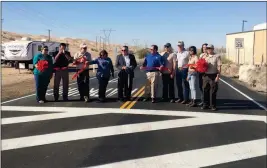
[{"left": 145, "top": 72, "right": 159, "bottom": 98}]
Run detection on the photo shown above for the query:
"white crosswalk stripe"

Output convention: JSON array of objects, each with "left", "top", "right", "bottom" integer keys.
[{"left": 1, "top": 106, "right": 266, "bottom": 168}]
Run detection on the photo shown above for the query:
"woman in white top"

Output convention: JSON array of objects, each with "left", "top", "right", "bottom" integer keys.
[{"left": 186, "top": 46, "right": 199, "bottom": 107}]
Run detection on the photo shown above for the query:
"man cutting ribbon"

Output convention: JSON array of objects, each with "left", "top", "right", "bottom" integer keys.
[
  {"left": 140, "top": 45, "right": 165, "bottom": 103},
  {"left": 73, "top": 43, "right": 92, "bottom": 102}
]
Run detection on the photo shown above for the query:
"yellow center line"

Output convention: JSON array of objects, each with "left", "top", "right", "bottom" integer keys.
[
  {"left": 126, "top": 90, "right": 145, "bottom": 109},
  {"left": 120, "top": 86, "right": 145, "bottom": 109}
]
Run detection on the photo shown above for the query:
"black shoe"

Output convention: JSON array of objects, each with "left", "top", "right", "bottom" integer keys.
[
  {"left": 143, "top": 98, "right": 149, "bottom": 102},
  {"left": 181, "top": 100, "right": 189, "bottom": 104},
  {"left": 198, "top": 102, "right": 203, "bottom": 106},
  {"left": 211, "top": 106, "right": 217, "bottom": 111},
  {"left": 152, "top": 98, "right": 156, "bottom": 103},
  {"left": 170, "top": 99, "right": 175, "bottom": 103},
  {"left": 175, "top": 99, "right": 183, "bottom": 103},
  {"left": 54, "top": 97, "right": 59, "bottom": 102},
  {"left": 186, "top": 100, "right": 193, "bottom": 106},
  {"left": 189, "top": 100, "right": 197, "bottom": 107},
  {"left": 160, "top": 98, "right": 168, "bottom": 102},
  {"left": 118, "top": 98, "right": 124, "bottom": 102},
  {"left": 63, "top": 98, "right": 68, "bottom": 101},
  {"left": 201, "top": 105, "right": 209, "bottom": 110}
]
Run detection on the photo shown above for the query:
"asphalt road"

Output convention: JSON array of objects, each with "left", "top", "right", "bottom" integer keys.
[{"left": 1, "top": 68, "right": 266, "bottom": 168}]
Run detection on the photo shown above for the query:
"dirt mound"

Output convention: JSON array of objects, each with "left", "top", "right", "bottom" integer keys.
[{"left": 239, "top": 65, "right": 267, "bottom": 92}]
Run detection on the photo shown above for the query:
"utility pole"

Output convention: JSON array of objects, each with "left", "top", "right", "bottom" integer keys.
[
  {"left": 47, "top": 29, "right": 51, "bottom": 41},
  {"left": 132, "top": 39, "right": 140, "bottom": 51},
  {"left": 96, "top": 36, "right": 98, "bottom": 50},
  {"left": 101, "top": 29, "right": 116, "bottom": 50},
  {"left": 242, "top": 20, "right": 247, "bottom": 32}
]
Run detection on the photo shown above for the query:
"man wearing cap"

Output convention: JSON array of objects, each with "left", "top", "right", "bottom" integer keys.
[
  {"left": 115, "top": 45, "right": 137, "bottom": 102},
  {"left": 73, "top": 43, "right": 92, "bottom": 102},
  {"left": 140, "top": 45, "right": 165, "bottom": 103},
  {"left": 160, "top": 43, "right": 176, "bottom": 103},
  {"left": 53, "top": 43, "right": 72, "bottom": 101},
  {"left": 175, "top": 41, "right": 190, "bottom": 104},
  {"left": 201, "top": 44, "right": 222, "bottom": 111}
]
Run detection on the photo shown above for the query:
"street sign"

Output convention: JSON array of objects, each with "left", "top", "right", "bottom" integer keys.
[{"left": 235, "top": 38, "right": 244, "bottom": 49}]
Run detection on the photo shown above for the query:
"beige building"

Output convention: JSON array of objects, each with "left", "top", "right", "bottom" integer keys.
[{"left": 226, "top": 23, "right": 266, "bottom": 65}]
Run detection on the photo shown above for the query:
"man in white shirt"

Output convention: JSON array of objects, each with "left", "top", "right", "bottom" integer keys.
[
  {"left": 73, "top": 43, "right": 92, "bottom": 102},
  {"left": 115, "top": 46, "right": 137, "bottom": 101},
  {"left": 175, "top": 41, "right": 190, "bottom": 104}
]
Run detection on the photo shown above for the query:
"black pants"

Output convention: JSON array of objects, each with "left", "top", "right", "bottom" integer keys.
[
  {"left": 162, "top": 73, "right": 175, "bottom": 100},
  {"left": 98, "top": 77, "right": 109, "bottom": 99},
  {"left": 198, "top": 72, "right": 204, "bottom": 102},
  {"left": 77, "top": 69, "right": 90, "bottom": 99},
  {"left": 118, "top": 71, "right": 133, "bottom": 99},
  {"left": 203, "top": 74, "right": 218, "bottom": 107}
]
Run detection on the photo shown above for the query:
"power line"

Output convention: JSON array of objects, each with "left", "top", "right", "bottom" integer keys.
[
  {"left": 101, "top": 29, "right": 115, "bottom": 50},
  {"left": 48, "top": 29, "right": 51, "bottom": 41},
  {"left": 132, "top": 39, "right": 140, "bottom": 51}
]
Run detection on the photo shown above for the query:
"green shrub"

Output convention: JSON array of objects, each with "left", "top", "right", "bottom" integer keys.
[
  {"left": 221, "top": 56, "right": 232, "bottom": 64},
  {"left": 91, "top": 48, "right": 98, "bottom": 52},
  {"left": 136, "top": 48, "right": 149, "bottom": 59}
]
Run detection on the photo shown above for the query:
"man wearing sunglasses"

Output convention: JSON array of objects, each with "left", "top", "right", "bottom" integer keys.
[
  {"left": 73, "top": 43, "right": 92, "bottom": 102},
  {"left": 115, "top": 46, "right": 137, "bottom": 101},
  {"left": 140, "top": 45, "right": 165, "bottom": 103}
]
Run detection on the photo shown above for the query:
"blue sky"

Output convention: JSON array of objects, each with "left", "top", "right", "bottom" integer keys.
[{"left": 2, "top": 1, "right": 266, "bottom": 48}]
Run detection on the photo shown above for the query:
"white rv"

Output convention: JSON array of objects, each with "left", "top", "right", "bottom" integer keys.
[
  {"left": 3, "top": 37, "right": 61, "bottom": 69},
  {"left": 1, "top": 44, "right": 6, "bottom": 62}
]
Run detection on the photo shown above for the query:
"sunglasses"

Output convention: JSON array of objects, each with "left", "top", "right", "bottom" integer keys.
[
  {"left": 43, "top": 49, "right": 48, "bottom": 51},
  {"left": 121, "top": 50, "right": 127, "bottom": 51},
  {"left": 82, "top": 47, "right": 87, "bottom": 50}
]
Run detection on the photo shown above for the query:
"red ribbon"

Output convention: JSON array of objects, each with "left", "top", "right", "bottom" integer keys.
[
  {"left": 36, "top": 60, "right": 48, "bottom": 72},
  {"left": 140, "top": 66, "right": 171, "bottom": 73},
  {"left": 54, "top": 67, "right": 68, "bottom": 71},
  {"left": 71, "top": 57, "right": 88, "bottom": 80},
  {"left": 182, "top": 58, "right": 208, "bottom": 73}
]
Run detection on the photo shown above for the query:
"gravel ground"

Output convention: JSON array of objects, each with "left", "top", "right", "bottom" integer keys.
[{"left": 1, "top": 67, "right": 96, "bottom": 102}]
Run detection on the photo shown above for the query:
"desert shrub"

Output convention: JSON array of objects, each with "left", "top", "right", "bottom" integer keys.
[
  {"left": 91, "top": 48, "right": 98, "bottom": 52},
  {"left": 221, "top": 56, "right": 232, "bottom": 64},
  {"left": 136, "top": 48, "right": 149, "bottom": 59}
]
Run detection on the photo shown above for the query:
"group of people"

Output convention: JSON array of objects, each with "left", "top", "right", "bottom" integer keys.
[
  {"left": 33, "top": 43, "right": 114, "bottom": 103},
  {"left": 140, "top": 41, "right": 222, "bottom": 111},
  {"left": 33, "top": 41, "right": 222, "bottom": 110}
]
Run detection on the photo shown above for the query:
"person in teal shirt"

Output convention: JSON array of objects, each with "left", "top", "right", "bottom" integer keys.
[{"left": 33, "top": 46, "right": 54, "bottom": 103}]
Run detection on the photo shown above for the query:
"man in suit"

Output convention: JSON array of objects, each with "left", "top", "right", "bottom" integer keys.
[{"left": 115, "top": 46, "right": 137, "bottom": 101}]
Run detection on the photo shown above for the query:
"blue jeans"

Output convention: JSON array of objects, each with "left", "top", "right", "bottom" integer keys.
[
  {"left": 188, "top": 73, "right": 197, "bottom": 100},
  {"left": 175, "top": 68, "right": 189, "bottom": 101},
  {"left": 34, "top": 74, "right": 50, "bottom": 102}
]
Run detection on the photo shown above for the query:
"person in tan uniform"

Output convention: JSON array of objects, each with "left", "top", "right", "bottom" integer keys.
[
  {"left": 201, "top": 44, "right": 222, "bottom": 111},
  {"left": 198, "top": 43, "right": 208, "bottom": 106},
  {"left": 160, "top": 43, "right": 176, "bottom": 103},
  {"left": 186, "top": 46, "right": 199, "bottom": 107}
]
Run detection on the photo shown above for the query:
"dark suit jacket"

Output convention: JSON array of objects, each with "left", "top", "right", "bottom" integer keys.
[{"left": 115, "top": 54, "right": 137, "bottom": 78}]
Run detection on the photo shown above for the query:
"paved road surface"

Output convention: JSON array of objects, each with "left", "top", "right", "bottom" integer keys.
[{"left": 1, "top": 69, "right": 266, "bottom": 168}]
